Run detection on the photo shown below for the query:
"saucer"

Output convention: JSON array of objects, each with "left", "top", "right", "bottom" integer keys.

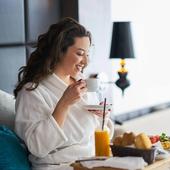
[{"left": 83, "top": 105, "right": 112, "bottom": 111}]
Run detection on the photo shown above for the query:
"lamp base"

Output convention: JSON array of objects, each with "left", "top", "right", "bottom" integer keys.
[{"left": 115, "top": 72, "right": 130, "bottom": 96}]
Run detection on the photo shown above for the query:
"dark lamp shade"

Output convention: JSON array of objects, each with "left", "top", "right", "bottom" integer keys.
[{"left": 110, "top": 22, "right": 135, "bottom": 59}]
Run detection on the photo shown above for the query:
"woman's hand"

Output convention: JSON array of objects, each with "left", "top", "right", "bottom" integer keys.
[
  {"left": 88, "top": 110, "right": 110, "bottom": 117},
  {"left": 88, "top": 102, "right": 111, "bottom": 117},
  {"left": 60, "top": 79, "right": 87, "bottom": 106},
  {"left": 53, "top": 80, "right": 87, "bottom": 126}
]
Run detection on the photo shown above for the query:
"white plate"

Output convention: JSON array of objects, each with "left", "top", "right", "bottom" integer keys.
[{"left": 83, "top": 104, "right": 112, "bottom": 111}]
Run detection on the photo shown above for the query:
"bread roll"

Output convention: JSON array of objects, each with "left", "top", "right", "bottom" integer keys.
[
  {"left": 135, "top": 133, "right": 152, "bottom": 149},
  {"left": 113, "top": 136, "right": 123, "bottom": 146},
  {"left": 122, "top": 132, "right": 136, "bottom": 146}
]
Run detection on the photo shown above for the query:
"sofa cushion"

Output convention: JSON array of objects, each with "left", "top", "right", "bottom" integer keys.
[
  {"left": 0, "top": 125, "right": 30, "bottom": 170},
  {"left": 0, "top": 89, "right": 15, "bottom": 129}
]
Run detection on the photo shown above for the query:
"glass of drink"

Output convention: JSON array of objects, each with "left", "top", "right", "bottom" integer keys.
[{"left": 95, "top": 130, "right": 111, "bottom": 157}]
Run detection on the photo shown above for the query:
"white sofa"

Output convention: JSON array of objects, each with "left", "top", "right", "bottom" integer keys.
[
  {"left": 0, "top": 89, "right": 15, "bottom": 130},
  {"left": 0, "top": 89, "right": 31, "bottom": 170},
  {"left": 122, "top": 108, "right": 170, "bottom": 136}
]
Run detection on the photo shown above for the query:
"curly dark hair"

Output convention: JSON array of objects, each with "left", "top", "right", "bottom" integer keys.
[{"left": 14, "top": 17, "right": 91, "bottom": 98}]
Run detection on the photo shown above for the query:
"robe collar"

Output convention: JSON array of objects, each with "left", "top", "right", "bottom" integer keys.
[{"left": 42, "top": 73, "right": 88, "bottom": 105}]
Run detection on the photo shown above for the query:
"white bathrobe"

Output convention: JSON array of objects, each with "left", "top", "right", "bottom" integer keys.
[{"left": 15, "top": 73, "right": 114, "bottom": 169}]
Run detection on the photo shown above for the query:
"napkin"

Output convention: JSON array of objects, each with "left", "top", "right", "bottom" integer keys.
[
  {"left": 32, "top": 164, "right": 73, "bottom": 170},
  {"left": 81, "top": 156, "right": 147, "bottom": 170},
  {"left": 153, "top": 141, "right": 170, "bottom": 160}
]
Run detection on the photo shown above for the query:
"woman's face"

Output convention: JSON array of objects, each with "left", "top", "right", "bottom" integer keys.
[{"left": 59, "top": 36, "right": 90, "bottom": 78}]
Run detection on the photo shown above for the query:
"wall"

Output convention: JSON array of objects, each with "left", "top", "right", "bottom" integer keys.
[
  {"left": 111, "top": 0, "right": 170, "bottom": 115},
  {"left": 0, "top": 0, "right": 60, "bottom": 94},
  {"left": 79, "top": 0, "right": 170, "bottom": 117}
]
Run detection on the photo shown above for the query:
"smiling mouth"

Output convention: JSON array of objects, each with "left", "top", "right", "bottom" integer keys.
[{"left": 76, "top": 65, "right": 84, "bottom": 72}]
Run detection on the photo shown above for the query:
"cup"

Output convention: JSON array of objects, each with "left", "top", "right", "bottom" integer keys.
[
  {"left": 85, "top": 78, "right": 99, "bottom": 92},
  {"left": 95, "top": 130, "right": 111, "bottom": 156}
]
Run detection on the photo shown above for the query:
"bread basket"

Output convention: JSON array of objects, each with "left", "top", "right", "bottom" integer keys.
[{"left": 110, "top": 145, "right": 156, "bottom": 164}]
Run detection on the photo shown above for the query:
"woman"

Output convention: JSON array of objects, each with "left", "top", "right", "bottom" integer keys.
[{"left": 14, "top": 17, "right": 114, "bottom": 169}]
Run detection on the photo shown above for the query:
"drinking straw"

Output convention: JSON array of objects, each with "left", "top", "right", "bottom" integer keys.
[{"left": 102, "top": 98, "right": 107, "bottom": 130}]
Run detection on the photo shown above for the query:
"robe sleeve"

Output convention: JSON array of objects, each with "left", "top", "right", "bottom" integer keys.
[{"left": 15, "top": 87, "right": 68, "bottom": 158}]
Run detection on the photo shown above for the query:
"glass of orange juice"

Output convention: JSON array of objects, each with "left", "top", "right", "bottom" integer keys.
[{"left": 95, "top": 130, "right": 111, "bottom": 156}]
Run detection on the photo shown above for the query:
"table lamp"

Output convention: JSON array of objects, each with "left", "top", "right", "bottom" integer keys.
[{"left": 110, "top": 22, "right": 135, "bottom": 95}]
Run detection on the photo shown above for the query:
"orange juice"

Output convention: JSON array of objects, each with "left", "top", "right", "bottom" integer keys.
[{"left": 95, "top": 130, "right": 110, "bottom": 156}]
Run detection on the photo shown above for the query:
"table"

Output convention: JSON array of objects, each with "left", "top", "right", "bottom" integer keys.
[
  {"left": 73, "top": 157, "right": 170, "bottom": 170},
  {"left": 145, "top": 157, "right": 170, "bottom": 170}
]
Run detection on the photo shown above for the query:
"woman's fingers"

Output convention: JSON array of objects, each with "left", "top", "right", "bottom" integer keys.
[
  {"left": 72, "top": 80, "right": 87, "bottom": 90},
  {"left": 89, "top": 111, "right": 103, "bottom": 117},
  {"left": 63, "top": 80, "right": 87, "bottom": 105},
  {"left": 88, "top": 110, "right": 110, "bottom": 117}
]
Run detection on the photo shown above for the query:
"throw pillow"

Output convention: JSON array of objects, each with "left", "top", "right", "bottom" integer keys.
[{"left": 0, "top": 125, "right": 30, "bottom": 170}]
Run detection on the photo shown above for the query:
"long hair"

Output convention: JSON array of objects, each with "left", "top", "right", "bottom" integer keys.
[{"left": 14, "top": 17, "right": 91, "bottom": 98}]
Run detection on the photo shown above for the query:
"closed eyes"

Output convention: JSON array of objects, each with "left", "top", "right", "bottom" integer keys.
[{"left": 77, "top": 51, "right": 89, "bottom": 58}]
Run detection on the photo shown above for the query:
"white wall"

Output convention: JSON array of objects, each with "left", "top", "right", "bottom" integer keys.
[
  {"left": 111, "top": 0, "right": 170, "bottom": 115},
  {"left": 79, "top": 0, "right": 170, "bottom": 116}
]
